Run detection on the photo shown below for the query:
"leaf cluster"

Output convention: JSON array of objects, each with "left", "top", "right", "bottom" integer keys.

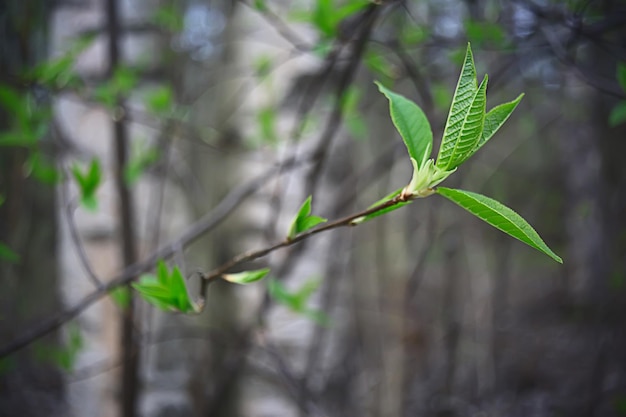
[
  {"left": 132, "top": 261, "right": 198, "bottom": 313},
  {"left": 362, "top": 44, "right": 560, "bottom": 263}
]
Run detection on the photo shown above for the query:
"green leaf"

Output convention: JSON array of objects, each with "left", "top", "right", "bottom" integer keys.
[
  {"left": 465, "top": 20, "right": 506, "bottom": 48},
  {"left": 0, "top": 242, "right": 19, "bottom": 263},
  {"left": 470, "top": 93, "right": 524, "bottom": 156},
  {"left": 25, "top": 152, "right": 61, "bottom": 184},
  {"left": 375, "top": 81, "right": 433, "bottom": 169},
  {"left": 113, "top": 67, "right": 138, "bottom": 94},
  {"left": 444, "top": 75, "right": 488, "bottom": 169},
  {"left": 350, "top": 187, "right": 409, "bottom": 225},
  {"left": 257, "top": 106, "right": 277, "bottom": 144},
  {"left": 169, "top": 267, "right": 193, "bottom": 312},
  {"left": 72, "top": 159, "right": 102, "bottom": 210},
  {"left": 0, "top": 84, "right": 26, "bottom": 121},
  {"left": 152, "top": 5, "right": 183, "bottom": 32},
  {"left": 0, "top": 194, "right": 4, "bottom": 207},
  {"left": 609, "top": 101, "right": 626, "bottom": 127},
  {"left": 145, "top": 85, "right": 173, "bottom": 115},
  {"left": 287, "top": 196, "right": 327, "bottom": 239},
  {"left": 156, "top": 260, "right": 169, "bottom": 286},
  {"left": 124, "top": 141, "right": 159, "bottom": 185},
  {"left": 617, "top": 63, "right": 626, "bottom": 92},
  {"left": 268, "top": 277, "right": 330, "bottom": 325},
  {"left": 110, "top": 286, "right": 131, "bottom": 309},
  {"left": 437, "top": 187, "right": 562, "bottom": 263},
  {"left": 132, "top": 262, "right": 197, "bottom": 313},
  {"left": 436, "top": 44, "right": 478, "bottom": 170},
  {"left": 253, "top": 0, "right": 267, "bottom": 11},
  {"left": 268, "top": 277, "right": 320, "bottom": 313},
  {"left": 223, "top": 268, "right": 270, "bottom": 285},
  {"left": 365, "top": 51, "right": 396, "bottom": 85}
]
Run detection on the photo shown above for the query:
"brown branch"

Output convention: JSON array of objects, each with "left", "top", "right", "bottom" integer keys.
[
  {"left": 202, "top": 192, "right": 409, "bottom": 283},
  {"left": 0, "top": 152, "right": 305, "bottom": 359}
]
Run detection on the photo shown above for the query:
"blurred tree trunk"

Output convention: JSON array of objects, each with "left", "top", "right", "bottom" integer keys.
[{"left": 0, "top": 1, "right": 64, "bottom": 416}]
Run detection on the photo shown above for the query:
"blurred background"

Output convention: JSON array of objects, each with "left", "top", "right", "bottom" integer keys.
[{"left": 1, "top": 0, "right": 626, "bottom": 416}]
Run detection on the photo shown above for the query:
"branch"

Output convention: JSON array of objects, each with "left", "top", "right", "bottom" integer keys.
[
  {"left": 202, "top": 192, "right": 409, "bottom": 282},
  {"left": 0, "top": 152, "right": 308, "bottom": 358}
]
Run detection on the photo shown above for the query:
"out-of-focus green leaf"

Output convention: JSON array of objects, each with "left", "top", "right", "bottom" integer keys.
[
  {"left": 0, "top": 242, "right": 19, "bottom": 263},
  {"left": 110, "top": 287, "right": 131, "bottom": 309},
  {"left": 25, "top": 152, "right": 61, "bottom": 184},
  {"left": 254, "top": 55, "right": 273, "bottom": 78},
  {"left": 258, "top": 106, "right": 278, "bottom": 144},
  {"left": 72, "top": 159, "right": 102, "bottom": 211},
  {"left": 223, "top": 268, "right": 270, "bottom": 285},
  {"left": 152, "top": 5, "right": 183, "bottom": 32},
  {"left": 400, "top": 26, "right": 428, "bottom": 46},
  {"left": 34, "top": 323, "right": 83, "bottom": 371},
  {"left": 465, "top": 20, "right": 506, "bottom": 47},
  {"left": 609, "top": 101, "right": 626, "bottom": 127},
  {"left": 268, "top": 277, "right": 329, "bottom": 325},
  {"left": 365, "top": 51, "right": 396, "bottom": 85},
  {"left": 124, "top": 141, "right": 159, "bottom": 185},
  {"left": 253, "top": 0, "right": 267, "bottom": 11},
  {"left": 145, "top": 85, "right": 173, "bottom": 115}
]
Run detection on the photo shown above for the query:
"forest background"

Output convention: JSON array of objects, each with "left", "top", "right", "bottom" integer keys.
[{"left": 1, "top": 0, "right": 626, "bottom": 416}]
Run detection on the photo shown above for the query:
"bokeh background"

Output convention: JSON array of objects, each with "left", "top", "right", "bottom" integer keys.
[{"left": 1, "top": 0, "right": 626, "bottom": 416}]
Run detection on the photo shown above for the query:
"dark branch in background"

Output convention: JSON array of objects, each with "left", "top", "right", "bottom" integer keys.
[
  {"left": 304, "top": 4, "right": 382, "bottom": 196},
  {"left": 59, "top": 170, "right": 104, "bottom": 288},
  {"left": 239, "top": 0, "right": 313, "bottom": 52},
  {"left": 104, "top": 0, "right": 141, "bottom": 415}
]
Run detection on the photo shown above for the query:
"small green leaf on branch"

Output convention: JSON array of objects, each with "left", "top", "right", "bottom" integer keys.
[
  {"left": 132, "top": 261, "right": 198, "bottom": 313},
  {"left": 223, "top": 268, "right": 270, "bottom": 285},
  {"left": 287, "top": 196, "right": 327, "bottom": 239}
]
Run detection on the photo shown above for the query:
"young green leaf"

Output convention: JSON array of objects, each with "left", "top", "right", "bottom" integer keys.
[
  {"left": 287, "top": 196, "right": 327, "bottom": 239},
  {"left": 469, "top": 93, "right": 524, "bottom": 156},
  {"left": 145, "top": 85, "right": 173, "bottom": 115},
  {"left": 110, "top": 286, "right": 131, "bottom": 309},
  {"left": 437, "top": 187, "right": 562, "bottom": 263},
  {"left": 132, "top": 261, "right": 197, "bottom": 313},
  {"left": 0, "top": 194, "right": 4, "bottom": 207},
  {"left": 376, "top": 81, "right": 433, "bottom": 169},
  {"left": 223, "top": 268, "right": 270, "bottom": 285},
  {"left": 72, "top": 159, "right": 102, "bottom": 211},
  {"left": 436, "top": 44, "right": 478, "bottom": 170},
  {"left": 444, "top": 75, "right": 488, "bottom": 169}
]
